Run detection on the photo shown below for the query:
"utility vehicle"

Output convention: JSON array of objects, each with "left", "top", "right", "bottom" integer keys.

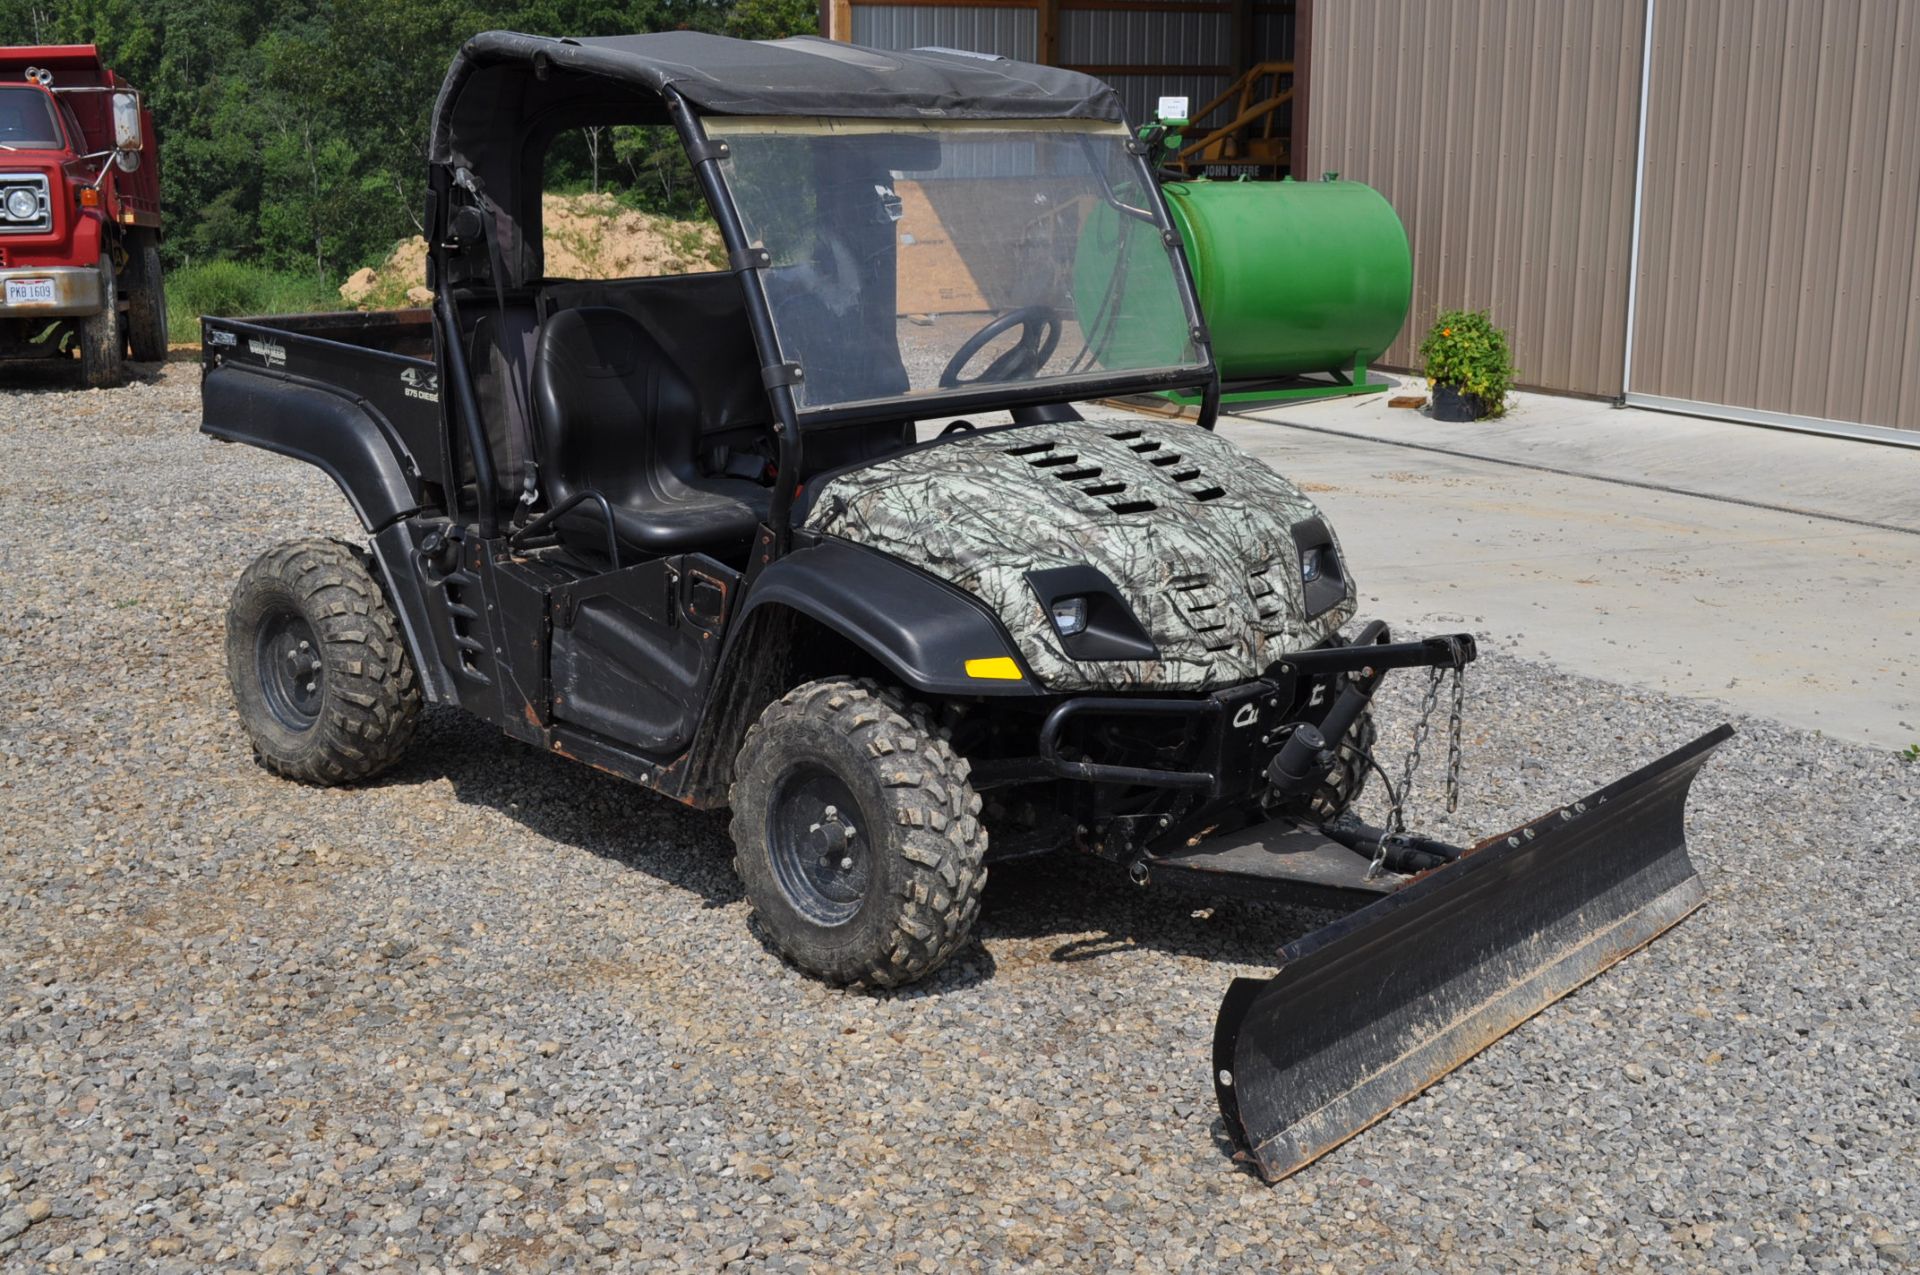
[{"left": 202, "top": 32, "right": 1728, "bottom": 1180}]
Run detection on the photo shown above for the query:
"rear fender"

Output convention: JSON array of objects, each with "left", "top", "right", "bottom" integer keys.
[{"left": 201, "top": 362, "right": 422, "bottom": 530}]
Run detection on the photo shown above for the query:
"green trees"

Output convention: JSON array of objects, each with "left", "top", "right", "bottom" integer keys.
[{"left": 0, "top": 0, "right": 815, "bottom": 284}]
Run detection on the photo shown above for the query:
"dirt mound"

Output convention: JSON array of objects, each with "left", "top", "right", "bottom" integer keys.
[{"left": 341, "top": 193, "right": 724, "bottom": 307}]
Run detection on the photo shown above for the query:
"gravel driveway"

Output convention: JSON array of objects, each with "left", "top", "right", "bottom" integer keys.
[{"left": 2, "top": 364, "right": 1915, "bottom": 1272}]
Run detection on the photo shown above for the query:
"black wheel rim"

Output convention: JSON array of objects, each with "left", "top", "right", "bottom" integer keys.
[
  {"left": 766, "top": 764, "right": 871, "bottom": 927},
  {"left": 255, "top": 606, "right": 325, "bottom": 732}
]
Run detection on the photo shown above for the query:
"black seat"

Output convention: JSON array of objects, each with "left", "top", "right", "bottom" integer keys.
[{"left": 531, "top": 307, "right": 770, "bottom": 559}]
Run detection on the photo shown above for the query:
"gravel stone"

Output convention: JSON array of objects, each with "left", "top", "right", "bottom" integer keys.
[{"left": 0, "top": 363, "right": 1915, "bottom": 1271}]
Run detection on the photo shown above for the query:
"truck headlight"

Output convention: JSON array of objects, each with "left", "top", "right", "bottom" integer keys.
[
  {"left": 4, "top": 188, "right": 37, "bottom": 221},
  {"left": 1299, "top": 546, "right": 1324, "bottom": 583},
  {"left": 1049, "top": 597, "right": 1088, "bottom": 637}
]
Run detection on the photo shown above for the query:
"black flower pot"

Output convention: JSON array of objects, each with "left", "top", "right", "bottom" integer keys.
[{"left": 1431, "top": 384, "right": 1487, "bottom": 422}]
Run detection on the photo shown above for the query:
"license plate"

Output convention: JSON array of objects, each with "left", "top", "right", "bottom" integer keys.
[{"left": 5, "top": 278, "right": 55, "bottom": 306}]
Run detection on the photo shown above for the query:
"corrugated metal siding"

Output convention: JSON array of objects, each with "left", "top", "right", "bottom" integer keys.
[
  {"left": 1252, "top": 8, "right": 1295, "bottom": 61},
  {"left": 1304, "top": 1, "right": 1645, "bottom": 396},
  {"left": 851, "top": 6, "right": 1036, "bottom": 62},
  {"left": 1102, "top": 73, "right": 1231, "bottom": 128},
  {"left": 1059, "top": 9, "right": 1227, "bottom": 66},
  {"left": 1630, "top": 0, "right": 1920, "bottom": 432},
  {"left": 848, "top": 3, "right": 1287, "bottom": 127}
]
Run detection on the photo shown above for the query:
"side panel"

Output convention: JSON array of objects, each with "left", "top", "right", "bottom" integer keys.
[
  {"left": 201, "top": 362, "right": 422, "bottom": 530},
  {"left": 734, "top": 539, "right": 1036, "bottom": 698},
  {"left": 202, "top": 313, "right": 448, "bottom": 494}
]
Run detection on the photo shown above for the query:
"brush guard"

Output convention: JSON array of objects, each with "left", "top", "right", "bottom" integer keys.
[{"left": 1210, "top": 723, "right": 1733, "bottom": 1181}]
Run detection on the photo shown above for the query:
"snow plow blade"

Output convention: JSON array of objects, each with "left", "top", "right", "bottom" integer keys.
[{"left": 1213, "top": 724, "right": 1733, "bottom": 1182}]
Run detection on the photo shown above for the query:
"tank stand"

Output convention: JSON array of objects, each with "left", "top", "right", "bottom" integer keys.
[{"left": 1163, "top": 355, "right": 1394, "bottom": 409}]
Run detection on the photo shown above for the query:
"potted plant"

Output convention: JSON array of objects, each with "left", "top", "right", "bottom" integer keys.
[{"left": 1417, "top": 309, "right": 1516, "bottom": 421}]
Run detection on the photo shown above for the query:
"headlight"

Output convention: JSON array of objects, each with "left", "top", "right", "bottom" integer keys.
[
  {"left": 1025, "top": 565, "right": 1159, "bottom": 661},
  {"left": 1290, "top": 516, "right": 1347, "bottom": 619},
  {"left": 4, "top": 188, "right": 38, "bottom": 221}
]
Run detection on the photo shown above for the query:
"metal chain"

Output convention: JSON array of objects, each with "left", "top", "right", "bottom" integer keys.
[
  {"left": 1372, "top": 659, "right": 1469, "bottom": 877},
  {"left": 1387, "top": 665, "right": 1446, "bottom": 836},
  {"left": 1445, "top": 662, "right": 1467, "bottom": 814}
]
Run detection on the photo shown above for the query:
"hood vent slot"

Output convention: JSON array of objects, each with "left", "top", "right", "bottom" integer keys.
[
  {"left": 1009, "top": 437, "right": 1158, "bottom": 517},
  {"left": 1003, "top": 427, "right": 1224, "bottom": 514},
  {"left": 1104, "top": 428, "right": 1229, "bottom": 503},
  {"left": 1171, "top": 574, "right": 1237, "bottom": 652},
  {"left": 1248, "top": 564, "right": 1283, "bottom": 622}
]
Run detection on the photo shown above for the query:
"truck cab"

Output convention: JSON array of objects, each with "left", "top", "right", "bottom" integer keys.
[{"left": 0, "top": 45, "right": 166, "bottom": 386}]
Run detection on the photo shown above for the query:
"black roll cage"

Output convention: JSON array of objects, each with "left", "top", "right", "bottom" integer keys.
[{"left": 427, "top": 80, "right": 1221, "bottom": 561}]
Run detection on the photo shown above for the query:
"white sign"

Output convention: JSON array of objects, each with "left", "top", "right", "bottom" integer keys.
[
  {"left": 4, "top": 278, "right": 55, "bottom": 306},
  {"left": 1156, "top": 95, "right": 1190, "bottom": 122}
]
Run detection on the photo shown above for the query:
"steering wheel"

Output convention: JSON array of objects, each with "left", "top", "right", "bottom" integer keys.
[{"left": 938, "top": 306, "right": 1063, "bottom": 388}]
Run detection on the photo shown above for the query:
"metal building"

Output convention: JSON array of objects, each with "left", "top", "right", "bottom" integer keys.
[
  {"left": 821, "top": 1, "right": 1303, "bottom": 177},
  {"left": 829, "top": 0, "right": 1920, "bottom": 444}
]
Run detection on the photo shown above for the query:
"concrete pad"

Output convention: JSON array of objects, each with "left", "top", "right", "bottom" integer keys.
[
  {"left": 1213, "top": 412, "right": 1920, "bottom": 749},
  {"left": 1231, "top": 374, "right": 1920, "bottom": 534}
]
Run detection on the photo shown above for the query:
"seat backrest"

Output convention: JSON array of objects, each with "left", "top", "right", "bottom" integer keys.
[
  {"left": 539, "top": 274, "right": 767, "bottom": 445},
  {"left": 530, "top": 307, "right": 701, "bottom": 512}
]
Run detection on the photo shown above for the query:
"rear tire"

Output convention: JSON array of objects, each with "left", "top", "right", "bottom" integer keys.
[
  {"left": 124, "top": 235, "right": 169, "bottom": 362},
  {"left": 225, "top": 539, "right": 421, "bottom": 785},
  {"left": 78, "top": 253, "right": 124, "bottom": 388},
  {"left": 729, "top": 678, "right": 987, "bottom": 987}
]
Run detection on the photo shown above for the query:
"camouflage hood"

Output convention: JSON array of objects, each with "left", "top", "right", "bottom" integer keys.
[{"left": 804, "top": 418, "right": 1355, "bottom": 691}]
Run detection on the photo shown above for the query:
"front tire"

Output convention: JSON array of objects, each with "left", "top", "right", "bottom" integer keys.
[
  {"left": 729, "top": 679, "right": 987, "bottom": 987},
  {"left": 78, "top": 253, "right": 124, "bottom": 388},
  {"left": 225, "top": 539, "right": 421, "bottom": 785}
]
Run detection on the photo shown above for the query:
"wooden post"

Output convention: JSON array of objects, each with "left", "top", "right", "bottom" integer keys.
[
  {"left": 1037, "top": 0, "right": 1060, "bottom": 66},
  {"left": 820, "top": 0, "right": 852, "bottom": 42}
]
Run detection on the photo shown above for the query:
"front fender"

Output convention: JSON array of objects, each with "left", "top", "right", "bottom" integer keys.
[
  {"left": 736, "top": 538, "right": 1036, "bottom": 698},
  {"left": 201, "top": 363, "right": 421, "bottom": 530}
]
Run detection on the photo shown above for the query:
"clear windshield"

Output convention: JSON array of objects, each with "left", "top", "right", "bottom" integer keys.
[
  {"left": 0, "top": 87, "right": 62, "bottom": 149},
  {"left": 708, "top": 117, "right": 1204, "bottom": 412}
]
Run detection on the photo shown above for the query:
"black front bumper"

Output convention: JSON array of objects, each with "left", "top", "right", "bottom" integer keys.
[{"left": 1028, "top": 627, "right": 1476, "bottom": 799}]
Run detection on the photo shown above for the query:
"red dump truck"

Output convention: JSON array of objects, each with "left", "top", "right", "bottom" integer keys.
[{"left": 0, "top": 44, "right": 164, "bottom": 387}]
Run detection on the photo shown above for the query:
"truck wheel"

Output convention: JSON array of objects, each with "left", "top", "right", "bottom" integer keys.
[
  {"left": 78, "top": 254, "right": 124, "bottom": 388},
  {"left": 729, "top": 678, "right": 988, "bottom": 988},
  {"left": 1310, "top": 705, "right": 1376, "bottom": 822},
  {"left": 124, "top": 235, "right": 169, "bottom": 362},
  {"left": 225, "top": 539, "right": 421, "bottom": 785}
]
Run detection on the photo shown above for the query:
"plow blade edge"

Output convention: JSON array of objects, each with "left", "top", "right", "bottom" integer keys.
[{"left": 1213, "top": 724, "right": 1733, "bottom": 1182}]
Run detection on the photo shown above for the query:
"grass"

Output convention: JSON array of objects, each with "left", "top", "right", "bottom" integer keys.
[{"left": 166, "top": 262, "right": 344, "bottom": 343}]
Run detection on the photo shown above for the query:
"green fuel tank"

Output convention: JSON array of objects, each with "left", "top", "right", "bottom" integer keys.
[{"left": 1074, "top": 177, "right": 1413, "bottom": 383}]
